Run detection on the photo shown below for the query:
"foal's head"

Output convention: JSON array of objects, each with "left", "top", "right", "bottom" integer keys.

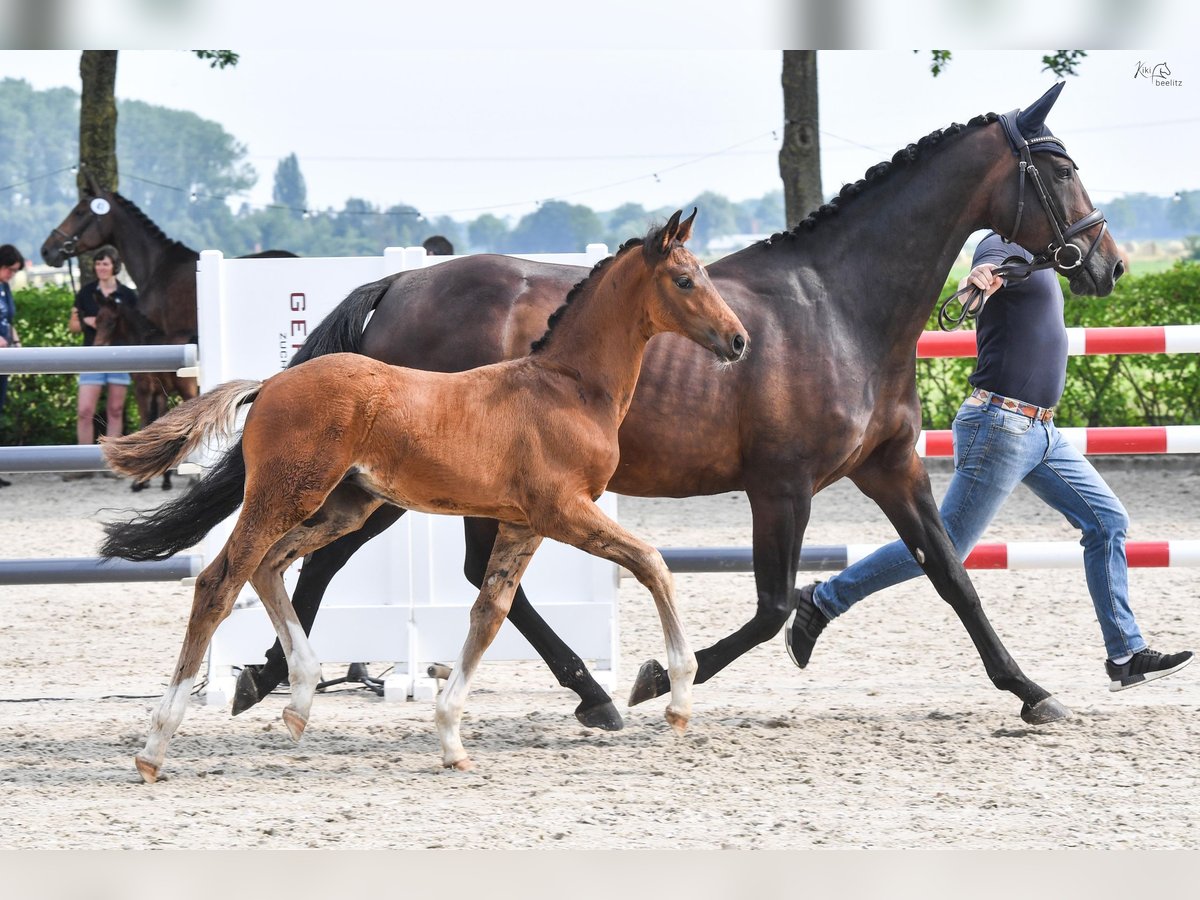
[
  {"left": 641, "top": 209, "right": 748, "bottom": 362},
  {"left": 92, "top": 295, "right": 129, "bottom": 347}
]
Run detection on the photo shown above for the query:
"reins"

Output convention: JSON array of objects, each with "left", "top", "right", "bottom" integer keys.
[{"left": 936, "top": 110, "right": 1107, "bottom": 332}]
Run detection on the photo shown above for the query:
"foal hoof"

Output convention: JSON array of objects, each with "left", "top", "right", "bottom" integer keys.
[
  {"left": 1019, "top": 696, "right": 1072, "bottom": 725},
  {"left": 628, "top": 659, "right": 669, "bottom": 707},
  {"left": 574, "top": 699, "right": 624, "bottom": 731},
  {"left": 665, "top": 708, "right": 690, "bottom": 735},
  {"left": 130, "top": 481, "right": 147, "bottom": 493},
  {"left": 231, "top": 665, "right": 263, "bottom": 716},
  {"left": 282, "top": 708, "right": 308, "bottom": 742},
  {"left": 134, "top": 755, "right": 159, "bottom": 784},
  {"left": 444, "top": 756, "right": 475, "bottom": 772}
]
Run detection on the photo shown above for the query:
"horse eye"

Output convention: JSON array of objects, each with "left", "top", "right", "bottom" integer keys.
[{"left": 674, "top": 275, "right": 694, "bottom": 290}]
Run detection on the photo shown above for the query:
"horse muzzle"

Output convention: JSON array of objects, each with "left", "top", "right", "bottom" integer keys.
[{"left": 715, "top": 331, "right": 748, "bottom": 363}]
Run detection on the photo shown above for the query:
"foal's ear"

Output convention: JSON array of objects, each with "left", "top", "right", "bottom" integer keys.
[
  {"left": 675, "top": 208, "right": 698, "bottom": 245},
  {"left": 657, "top": 209, "right": 684, "bottom": 254}
]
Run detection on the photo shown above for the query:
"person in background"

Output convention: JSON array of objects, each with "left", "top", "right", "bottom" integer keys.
[
  {"left": 64, "top": 246, "right": 137, "bottom": 481},
  {"left": 422, "top": 235, "right": 454, "bottom": 256},
  {"left": 0, "top": 244, "right": 25, "bottom": 487},
  {"left": 785, "top": 231, "right": 1193, "bottom": 693}
]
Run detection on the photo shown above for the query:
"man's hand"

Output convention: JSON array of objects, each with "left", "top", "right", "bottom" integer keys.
[{"left": 957, "top": 263, "right": 1005, "bottom": 298}]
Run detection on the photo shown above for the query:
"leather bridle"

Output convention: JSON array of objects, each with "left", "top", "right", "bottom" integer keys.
[{"left": 937, "top": 111, "right": 1108, "bottom": 331}]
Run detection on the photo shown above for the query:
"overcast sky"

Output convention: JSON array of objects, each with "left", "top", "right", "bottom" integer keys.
[{"left": 1, "top": 49, "right": 1196, "bottom": 223}]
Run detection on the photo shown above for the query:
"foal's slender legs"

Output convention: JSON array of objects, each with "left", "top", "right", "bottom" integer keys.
[
  {"left": 234, "top": 504, "right": 406, "bottom": 714},
  {"left": 543, "top": 499, "right": 697, "bottom": 732},
  {"left": 436, "top": 523, "right": 543, "bottom": 770},
  {"left": 248, "top": 567, "right": 323, "bottom": 741},
  {"left": 136, "top": 532, "right": 277, "bottom": 783}
]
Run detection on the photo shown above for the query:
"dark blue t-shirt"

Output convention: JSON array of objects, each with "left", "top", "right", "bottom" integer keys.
[{"left": 967, "top": 232, "right": 1067, "bottom": 409}]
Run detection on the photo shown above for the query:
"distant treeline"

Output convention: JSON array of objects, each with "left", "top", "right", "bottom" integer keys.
[
  {"left": 3, "top": 77, "right": 1197, "bottom": 264},
  {"left": 1, "top": 77, "right": 782, "bottom": 261}
]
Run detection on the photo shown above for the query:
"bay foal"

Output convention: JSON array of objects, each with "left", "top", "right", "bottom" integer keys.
[{"left": 102, "top": 210, "right": 748, "bottom": 781}]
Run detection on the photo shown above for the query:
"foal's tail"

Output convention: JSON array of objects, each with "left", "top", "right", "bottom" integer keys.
[
  {"left": 100, "top": 379, "right": 261, "bottom": 482},
  {"left": 288, "top": 274, "right": 399, "bottom": 366}
]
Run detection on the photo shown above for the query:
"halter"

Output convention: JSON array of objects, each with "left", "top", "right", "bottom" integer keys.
[
  {"left": 48, "top": 196, "right": 111, "bottom": 260},
  {"left": 937, "top": 111, "right": 1108, "bottom": 331}
]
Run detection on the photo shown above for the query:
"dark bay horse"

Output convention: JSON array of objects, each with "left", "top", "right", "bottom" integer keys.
[
  {"left": 104, "top": 85, "right": 1121, "bottom": 730},
  {"left": 92, "top": 292, "right": 200, "bottom": 491},
  {"left": 40, "top": 172, "right": 294, "bottom": 344},
  {"left": 102, "top": 212, "right": 748, "bottom": 780}
]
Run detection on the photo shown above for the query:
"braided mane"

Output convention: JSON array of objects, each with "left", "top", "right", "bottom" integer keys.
[
  {"left": 529, "top": 236, "right": 647, "bottom": 354},
  {"left": 110, "top": 192, "right": 197, "bottom": 256},
  {"left": 766, "top": 112, "right": 999, "bottom": 243}
]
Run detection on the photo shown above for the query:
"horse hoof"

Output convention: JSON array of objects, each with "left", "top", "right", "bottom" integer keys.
[
  {"left": 282, "top": 708, "right": 308, "bottom": 742},
  {"left": 628, "top": 659, "right": 669, "bottom": 707},
  {"left": 1020, "top": 696, "right": 1072, "bottom": 725},
  {"left": 665, "top": 708, "right": 689, "bottom": 735},
  {"left": 231, "top": 666, "right": 263, "bottom": 716},
  {"left": 575, "top": 699, "right": 624, "bottom": 731},
  {"left": 134, "top": 755, "right": 159, "bottom": 784},
  {"left": 445, "top": 756, "right": 475, "bottom": 772},
  {"left": 131, "top": 481, "right": 146, "bottom": 493},
  {"left": 427, "top": 663, "right": 453, "bottom": 680}
]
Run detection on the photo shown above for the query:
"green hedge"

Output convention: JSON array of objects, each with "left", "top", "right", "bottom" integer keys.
[
  {"left": 4, "top": 264, "right": 1200, "bottom": 444},
  {"left": 919, "top": 260, "right": 1200, "bottom": 428},
  {"left": 1, "top": 284, "right": 137, "bottom": 445}
]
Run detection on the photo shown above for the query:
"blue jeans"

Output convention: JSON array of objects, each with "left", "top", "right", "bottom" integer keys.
[{"left": 812, "top": 397, "right": 1146, "bottom": 660}]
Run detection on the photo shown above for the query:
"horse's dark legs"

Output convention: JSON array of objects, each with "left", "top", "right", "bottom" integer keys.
[
  {"left": 231, "top": 504, "right": 407, "bottom": 714},
  {"left": 851, "top": 450, "right": 1069, "bottom": 723},
  {"left": 629, "top": 487, "right": 811, "bottom": 705},
  {"left": 461, "top": 517, "right": 623, "bottom": 731}
]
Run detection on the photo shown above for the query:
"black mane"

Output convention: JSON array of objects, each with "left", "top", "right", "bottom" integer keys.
[
  {"left": 529, "top": 236, "right": 647, "bottom": 354},
  {"left": 110, "top": 191, "right": 197, "bottom": 257},
  {"left": 766, "top": 112, "right": 999, "bottom": 243}
]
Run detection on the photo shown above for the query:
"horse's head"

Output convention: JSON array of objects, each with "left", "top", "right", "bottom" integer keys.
[
  {"left": 642, "top": 209, "right": 747, "bottom": 362},
  {"left": 986, "top": 82, "right": 1123, "bottom": 296},
  {"left": 41, "top": 172, "right": 118, "bottom": 267}
]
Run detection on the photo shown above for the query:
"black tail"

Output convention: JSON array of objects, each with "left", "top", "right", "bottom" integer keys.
[
  {"left": 100, "top": 440, "right": 248, "bottom": 562},
  {"left": 288, "top": 274, "right": 401, "bottom": 367}
]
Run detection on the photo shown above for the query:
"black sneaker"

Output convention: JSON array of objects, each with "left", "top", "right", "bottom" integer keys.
[
  {"left": 1106, "top": 648, "right": 1193, "bottom": 692},
  {"left": 784, "top": 582, "right": 830, "bottom": 669}
]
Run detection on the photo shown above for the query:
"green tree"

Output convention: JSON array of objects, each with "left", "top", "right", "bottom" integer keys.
[
  {"left": 272, "top": 153, "right": 308, "bottom": 210},
  {"left": 468, "top": 213, "right": 509, "bottom": 252},
  {"left": 681, "top": 191, "right": 739, "bottom": 249},
  {"left": 504, "top": 201, "right": 603, "bottom": 253}
]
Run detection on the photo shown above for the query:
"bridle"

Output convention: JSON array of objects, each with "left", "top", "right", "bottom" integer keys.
[
  {"left": 47, "top": 196, "right": 113, "bottom": 295},
  {"left": 937, "top": 111, "right": 1108, "bottom": 331}
]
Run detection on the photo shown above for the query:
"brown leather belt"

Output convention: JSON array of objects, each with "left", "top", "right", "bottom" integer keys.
[{"left": 970, "top": 387, "right": 1055, "bottom": 422}]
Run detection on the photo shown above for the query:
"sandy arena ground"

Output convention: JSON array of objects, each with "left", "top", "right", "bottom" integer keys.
[{"left": 0, "top": 460, "right": 1197, "bottom": 849}]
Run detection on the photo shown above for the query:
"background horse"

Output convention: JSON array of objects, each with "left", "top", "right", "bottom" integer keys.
[
  {"left": 102, "top": 212, "right": 748, "bottom": 780},
  {"left": 40, "top": 170, "right": 295, "bottom": 345},
  {"left": 92, "top": 293, "right": 199, "bottom": 491},
  {"left": 107, "top": 85, "right": 1122, "bottom": 730}
]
